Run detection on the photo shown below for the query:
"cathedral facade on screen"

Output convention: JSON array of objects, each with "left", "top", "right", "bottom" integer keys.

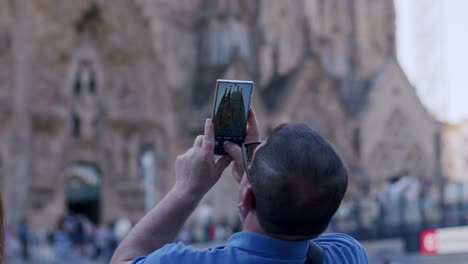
[
  {"left": 0, "top": 0, "right": 441, "bottom": 230},
  {"left": 213, "top": 87, "right": 246, "bottom": 139}
]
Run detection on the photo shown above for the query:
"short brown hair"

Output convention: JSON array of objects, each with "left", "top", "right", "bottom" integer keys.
[{"left": 249, "top": 123, "right": 348, "bottom": 237}]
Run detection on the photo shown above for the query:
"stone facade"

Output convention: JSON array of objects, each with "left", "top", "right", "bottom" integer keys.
[
  {"left": 0, "top": 0, "right": 441, "bottom": 230},
  {"left": 442, "top": 121, "right": 468, "bottom": 182},
  {"left": 360, "top": 59, "right": 441, "bottom": 186}
]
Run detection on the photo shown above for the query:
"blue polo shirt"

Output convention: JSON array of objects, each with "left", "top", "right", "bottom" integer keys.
[{"left": 132, "top": 232, "right": 368, "bottom": 263}]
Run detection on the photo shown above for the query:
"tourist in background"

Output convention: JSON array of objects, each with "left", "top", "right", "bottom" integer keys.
[
  {"left": 53, "top": 217, "right": 71, "bottom": 258},
  {"left": 17, "top": 218, "right": 29, "bottom": 260}
]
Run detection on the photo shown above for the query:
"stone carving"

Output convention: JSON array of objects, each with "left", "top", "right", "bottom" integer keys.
[
  {"left": 367, "top": 142, "right": 399, "bottom": 182},
  {"left": 0, "top": 4, "right": 12, "bottom": 112},
  {"left": 32, "top": 134, "right": 52, "bottom": 179},
  {"left": 127, "top": 133, "right": 141, "bottom": 179},
  {"left": 201, "top": 0, "right": 255, "bottom": 15},
  {"left": 0, "top": 155, "right": 3, "bottom": 187},
  {"left": 305, "top": 0, "right": 353, "bottom": 76},
  {"left": 303, "top": 0, "right": 395, "bottom": 78},
  {"left": 71, "top": 60, "right": 99, "bottom": 141},
  {"left": 111, "top": 132, "right": 123, "bottom": 179},
  {"left": 404, "top": 144, "right": 426, "bottom": 178},
  {"left": 367, "top": 110, "right": 429, "bottom": 182},
  {"left": 353, "top": 0, "right": 395, "bottom": 77},
  {"left": 203, "top": 20, "right": 251, "bottom": 66},
  {"left": 383, "top": 110, "right": 411, "bottom": 146},
  {"left": 112, "top": 132, "right": 141, "bottom": 180},
  {"left": 0, "top": 31, "right": 10, "bottom": 58},
  {"left": 259, "top": 0, "right": 306, "bottom": 84},
  {"left": 305, "top": 111, "right": 329, "bottom": 139}
]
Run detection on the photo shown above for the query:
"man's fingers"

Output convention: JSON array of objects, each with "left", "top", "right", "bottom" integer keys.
[
  {"left": 214, "top": 155, "right": 232, "bottom": 176},
  {"left": 202, "top": 119, "right": 215, "bottom": 152},
  {"left": 224, "top": 142, "right": 245, "bottom": 179},
  {"left": 245, "top": 107, "right": 260, "bottom": 142},
  {"left": 231, "top": 162, "right": 242, "bottom": 183},
  {"left": 194, "top": 135, "right": 203, "bottom": 148},
  {"left": 224, "top": 142, "right": 243, "bottom": 164}
]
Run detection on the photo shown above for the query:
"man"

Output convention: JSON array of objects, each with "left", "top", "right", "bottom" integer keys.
[{"left": 111, "top": 109, "right": 368, "bottom": 264}]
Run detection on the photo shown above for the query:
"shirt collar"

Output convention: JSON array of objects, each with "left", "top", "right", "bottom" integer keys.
[{"left": 227, "top": 232, "right": 309, "bottom": 258}]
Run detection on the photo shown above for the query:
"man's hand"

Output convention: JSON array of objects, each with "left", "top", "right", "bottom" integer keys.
[
  {"left": 174, "top": 118, "right": 232, "bottom": 198},
  {"left": 224, "top": 108, "right": 260, "bottom": 183}
]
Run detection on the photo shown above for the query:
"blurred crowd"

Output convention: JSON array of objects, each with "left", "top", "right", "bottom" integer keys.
[
  {"left": 3, "top": 204, "right": 241, "bottom": 262},
  {"left": 175, "top": 219, "right": 238, "bottom": 245},
  {"left": 176, "top": 203, "right": 241, "bottom": 245},
  {"left": 3, "top": 214, "right": 131, "bottom": 263},
  {"left": 330, "top": 174, "right": 468, "bottom": 241},
  {"left": 330, "top": 175, "right": 438, "bottom": 239}
]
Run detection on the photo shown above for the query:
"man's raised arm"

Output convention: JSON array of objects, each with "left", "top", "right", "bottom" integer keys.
[{"left": 110, "top": 119, "right": 231, "bottom": 264}]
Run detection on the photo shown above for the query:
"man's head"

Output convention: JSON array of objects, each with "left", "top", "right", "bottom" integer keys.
[{"left": 239, "top": 123, "right": 348, "bottom": 238}]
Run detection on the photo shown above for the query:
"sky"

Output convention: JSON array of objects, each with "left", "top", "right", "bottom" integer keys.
[
  {"left": 444, "top": 0, "right": 468, "bottom": 123},
  {"left": 395, "top": 0, "right": 468, "bottom": 123}
]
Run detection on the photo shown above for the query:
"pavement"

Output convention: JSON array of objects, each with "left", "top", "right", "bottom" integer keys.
[
  {"left": 370, "top": 252, "right": 468, "bottom": 264},
  {"left": 364, "top": 238, "right": 468, "bottom": 263}
]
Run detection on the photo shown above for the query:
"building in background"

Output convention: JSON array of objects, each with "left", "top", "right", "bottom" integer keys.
[
  {"left": 443, "top": 121, "right": 468, "bottom": 182},
  {"left": 0, "top": 0, "right": 441, "bottom": 231}
]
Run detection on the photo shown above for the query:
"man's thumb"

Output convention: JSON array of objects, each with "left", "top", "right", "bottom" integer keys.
[{"left": 224, "top": 142, "right": 242, "bottom": 161}]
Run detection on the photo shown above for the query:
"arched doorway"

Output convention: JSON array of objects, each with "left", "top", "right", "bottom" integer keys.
[{"left": 65, "top": 163, "right": 101, "bottom": 224}]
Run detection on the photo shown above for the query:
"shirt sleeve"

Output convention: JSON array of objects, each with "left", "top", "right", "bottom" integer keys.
[
  {"left": 131, "top": 256, "right": 149, "bottom": 264},
  {"left": 314, "top": 233, "right": 369, "bottom": 264}
]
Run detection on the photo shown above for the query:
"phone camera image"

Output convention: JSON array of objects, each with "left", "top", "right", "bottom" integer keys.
[{"left": 212, "top": 80, "right": 253, "bottom": 155}]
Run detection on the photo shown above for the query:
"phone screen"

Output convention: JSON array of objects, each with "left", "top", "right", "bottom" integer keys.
[{"left": 212, "top": 80, "right": 253, "bottom": 155}]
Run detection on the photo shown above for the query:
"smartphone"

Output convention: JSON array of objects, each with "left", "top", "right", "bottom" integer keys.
[{"left": 211, "top": 79, "right": 254, "bottom": 155}]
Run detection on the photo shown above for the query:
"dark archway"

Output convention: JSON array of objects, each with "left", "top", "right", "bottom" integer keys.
[{"left": 65, "top": 163, "right": 101, "bottom": 224}]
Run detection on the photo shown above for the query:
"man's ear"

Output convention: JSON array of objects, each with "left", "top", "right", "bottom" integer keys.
[{"left": 239, "top": 185, "right": 256, "bottom": 217}]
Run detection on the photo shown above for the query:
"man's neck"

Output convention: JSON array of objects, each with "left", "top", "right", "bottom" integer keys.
[
  {"left": 241, "top": 211, "right": 266, "bottom": 234},
  {"left": 241, "top": 212, "right": 313, "bottom": 241}
]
